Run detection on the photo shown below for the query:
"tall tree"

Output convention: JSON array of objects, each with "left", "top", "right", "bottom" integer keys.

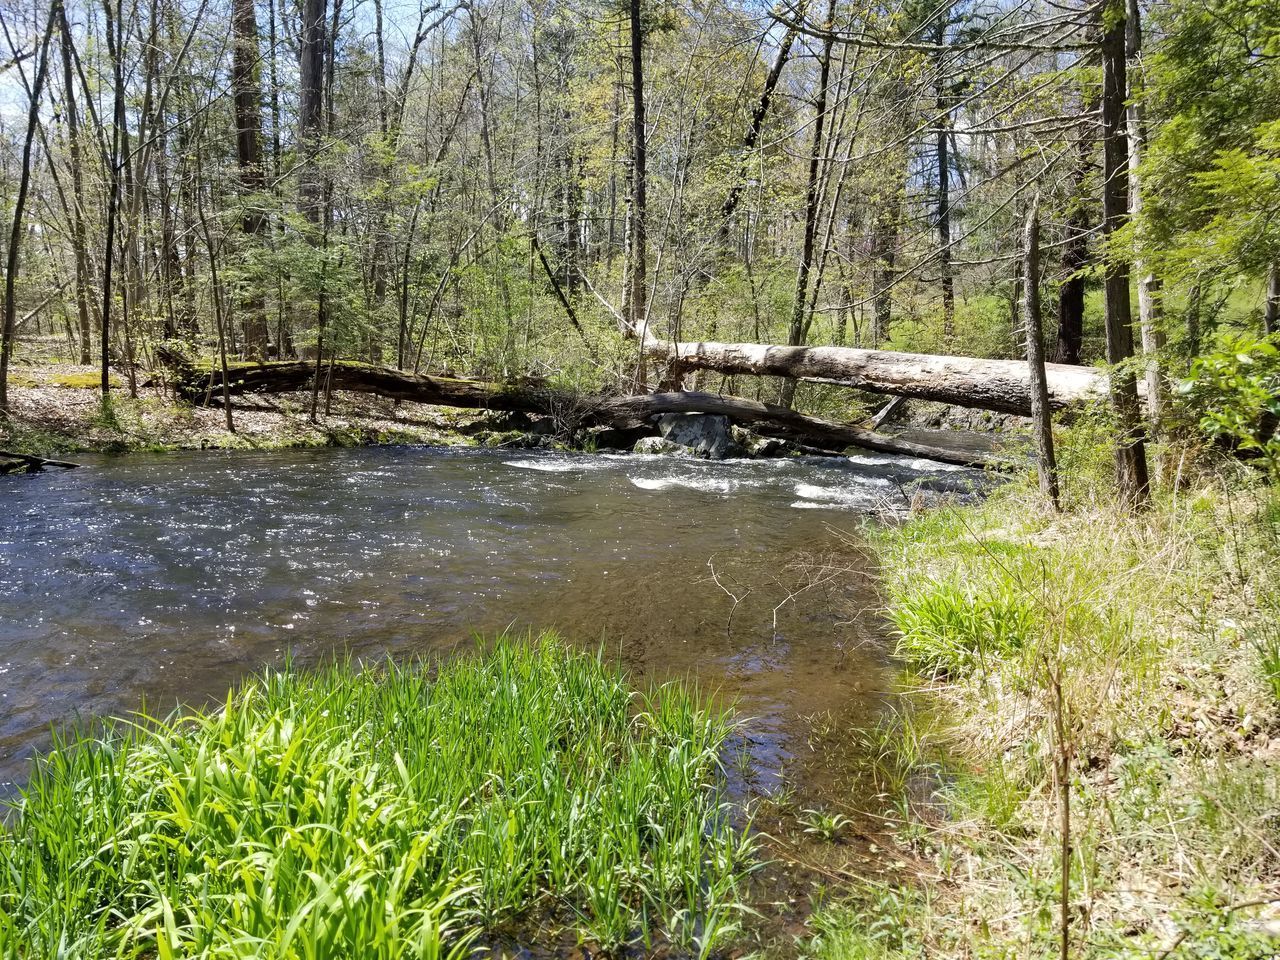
[
  {"left": 0, "top": 1, "right": 58, "bottom": 413},
  {"left": 56, "top": 3, "right": 95, "bottom": 365},
  {"left": 1100, "top": 0, "right": 1150, "bottom": 506},
  {"left": 933, "top": 8, "right": 955, "bottom": 343},
  {"left": 1023, "top": 196, "right": 1059, "bottom": 510},
  {"left": 1125, "top": 0, "right": 1167, "bottom": 437},
  {"left": 780, "top": 0, "right": 836, "bottom": 409},
  {"left": 232, "top": 0, "right": 269, "bottom": 358},
  {"left": 626, "top": 0, "right": 647, "bottom": 348},
  {"left": 1053, "top": 115, "right": 1092, "bottom": 365}
]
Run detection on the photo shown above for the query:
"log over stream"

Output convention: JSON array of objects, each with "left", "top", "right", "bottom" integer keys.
[{"left": 158, "top": 351, "right": 1007, "bottom": 469}]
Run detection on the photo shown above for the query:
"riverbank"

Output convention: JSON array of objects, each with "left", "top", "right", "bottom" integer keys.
[
  {"left": 0, "top": 361, "right": 490, "bottom": 456},
  {"left": 804, "top": 463, "right": 1280, "bottom": 958}
]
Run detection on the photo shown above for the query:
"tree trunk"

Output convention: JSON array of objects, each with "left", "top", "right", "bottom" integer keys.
[
  {"left": 779, "top": 0, "right": 835, "bottom": 410},
  {"left": 1100, "top": 0, "right": 1150, "bottom": 507},
  {"left": 0, "top": 1, "right": 56, "bottom": 413},
  {"left": 101, "top": 0, "right": 128, "bottom": 399},
  {"left": 56, "top": 4, "right": 95, "bottom": 366},
  {"left": 870, "top": 187, "right": 900, "bottom": 345},
  {"left": 232, "top": 0, "right": 269, "bottom": 359},
  {"left": 645, "top": 337, "right": 1122, "bottom": 415},
  {"left": 154, "top": 351, "right": 1002, "bottom": 468},
  {"left": 1023, "top": 198, "right": 1060, "bottom": 509},
  {"left": 1052, "top": 112, "right": 1092, "bottom": 365},
  {"left": 298, "top": 0, "right": 327, "bottom": 226},
  {"left": 1125, "top": 0, "right": 1167, "bottom": 437},
  {"left": 719, "top": 6, "right": 805, "bottom": 243},
  {"left": 934, "top": 14, "right": 955, "bottom": 342},
  {"left": 626, "top": 0, "right": 648, "bottom": 354}
]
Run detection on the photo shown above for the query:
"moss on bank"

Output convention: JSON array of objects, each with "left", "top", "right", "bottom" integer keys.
[
  {"left": 0, "top": 637, "right": 755, "bottom": 959},
  {"left": 804, "top": 467, "right": 1280, "bottom": 958}
]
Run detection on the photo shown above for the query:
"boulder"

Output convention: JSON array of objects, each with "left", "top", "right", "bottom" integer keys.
[
  {"left": 585, "top": 424, "right": 653, "bottom": 451},
  {"left": 633, "top": 436, "right": 694, "bottom": 456},
  {"left": 655, "top": 413, "right": 734, "bottom": 459},
  {"left": 729, "top": 425, "right": 795, "bottom": 458}
]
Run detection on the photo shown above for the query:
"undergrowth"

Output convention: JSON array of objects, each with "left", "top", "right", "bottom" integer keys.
[
  {"left": 805, "top": 452, "right": 1280, "bottom": 958},
  {"left": 0, "top": 636, "right": 755, "bottom": 959}
]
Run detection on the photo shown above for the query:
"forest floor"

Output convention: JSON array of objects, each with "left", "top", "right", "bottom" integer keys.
[
  {"left": 0, "top": 361, "right": 495, "bottom": 456},
  {"left": 799, "top": 452, "right": 1280, "bottom": 959}
]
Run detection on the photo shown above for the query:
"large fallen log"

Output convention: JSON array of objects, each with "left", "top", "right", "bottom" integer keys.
[
  {"left": 602, "top": 392, "right": 1003, "bottom": 469},
  {"left": 647, "top": 338, "right": 1129, "bottom": 416},
  {"left": 156, "top": 352, "right": 1003, "bottom": 468},
  {"left": 162, "top": 354, "right": 551, "bottom": 413}
]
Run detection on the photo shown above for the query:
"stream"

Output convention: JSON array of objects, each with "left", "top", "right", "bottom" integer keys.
[{"left": 0, "top": 444, "right": 991, "bottom": 799}]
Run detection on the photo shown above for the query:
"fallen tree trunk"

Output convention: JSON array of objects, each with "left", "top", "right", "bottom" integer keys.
[
  {"left": 648, "top": 338, "right": 1130, "bottom": 415},
  {"left": 162, "top": 353, "right": 552, "bottom": 414},
  {"left": 156, "top": 352, "right": 1002, "bottom": 468},
  {"left": 0, "top": 449, "right": 80, "bottom": 473},
  {"left": 602, "top": 392, "right": 1003, "bottom": 469}
]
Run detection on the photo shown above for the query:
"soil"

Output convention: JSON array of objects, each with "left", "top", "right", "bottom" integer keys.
[{"left": 1, "top": 361, "right": 492, "bottom": 456}]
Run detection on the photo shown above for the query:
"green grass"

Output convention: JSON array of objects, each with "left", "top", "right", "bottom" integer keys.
[{"left": 0, "top": 636, "right": 755, "bottom": 959}]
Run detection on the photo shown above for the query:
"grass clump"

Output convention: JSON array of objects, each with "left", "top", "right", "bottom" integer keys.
[{"left": 0, "top": 635, "right": 755, "bottom": 959}]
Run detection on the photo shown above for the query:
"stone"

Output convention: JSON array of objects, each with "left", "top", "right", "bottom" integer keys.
[
  {"left": 729, "top": 424, "right": 791, "bottom": 457},
  {"left": 633, "top": 436, "right": 693, "bottom": 456},
  {"left": 654, "top": 413, "right": 733, "bottom": 459},
  {"left": 585, "top": 424, "right": 653, "bottom": 451}
]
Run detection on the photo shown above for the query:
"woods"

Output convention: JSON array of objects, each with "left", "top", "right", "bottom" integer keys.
[{"left": 0, "top": 0, "right": 1274, "bottom": 495}]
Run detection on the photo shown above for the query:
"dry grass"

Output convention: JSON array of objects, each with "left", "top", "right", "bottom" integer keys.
[
  {"left": 0, "top": 361, "right": 485, "bottom": 455},
  {"left": 806, "top": 468, "right": 1280, "bottom": 959}
]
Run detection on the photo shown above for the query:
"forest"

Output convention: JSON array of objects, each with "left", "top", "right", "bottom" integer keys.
[{"left": 0, "top": 0, "right": 1278, "bottom": 955}]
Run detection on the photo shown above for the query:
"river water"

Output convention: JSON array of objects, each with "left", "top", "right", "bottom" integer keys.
[{"left": 0, "top": 445, "right": 989, "bottom": 797}]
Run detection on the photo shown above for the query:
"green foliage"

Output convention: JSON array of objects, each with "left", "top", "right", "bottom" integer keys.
[
  {"left": 802, "top": 884, "right": 928, "bottom": 960},
  {"left": 1250, "top": 600, "right": 1280, "bottom": 703},
  {"left": 888, "top": 576, "right": 1038, "bottom": 677},
  {"left": 0, "top": 636, "right": 754, "bottom": 958},
  {"left": 1180, "top": 333, "right": 1280, "bottom": 475},
  {"left": 798, "top": 808, "right": 854, "bottom": 842},
  {"left": 1141, "top": 0, "right": 1280, "bottom": 294}
]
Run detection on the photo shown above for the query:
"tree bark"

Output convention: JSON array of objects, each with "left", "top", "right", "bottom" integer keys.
[
  {"left": 779, "top": 0, "right": 835, "bottom": 409},
  {"left": 646, "top": 337, "right": 1122, "bottom": 415},
  {"left": 1023, "top": 198, "right": 1059, "bottom": 509},
  {"left": 1100, "top": 0, "right": 1150, "bottom": 507},
  {"left": 626, "top": 0, "right": 647, "bottom": 351},
  {"left": 0, "top": 1, "right": 56, "bottom": 413},
  {"left": 298, "top": 0, "right": 327, "bottom": 226},
  {"left": 933, "top": 14, "right": 955, "bottom": 342},
  {"left": 56, "top": 4, "right": 95, "bottom": 366},
  {"left": 100, "top": 0, "right": 128, "bottom": 399},
  {"left": 1052, "top": 111, "right": 1092, "bottom": 365},
  {"left": 232, "top": 0, "right": 269, "bottom": 359},
  {"left": 1125, "top": 0, "right": 1167, "bottom": 436}
]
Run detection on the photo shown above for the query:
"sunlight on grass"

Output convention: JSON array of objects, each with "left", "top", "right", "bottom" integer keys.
[{"left": 0, "top": 635, "right": 755, "bottom": 958}]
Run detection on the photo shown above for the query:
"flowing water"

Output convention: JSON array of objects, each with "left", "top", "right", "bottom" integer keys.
[{"left": 0, "top": 445, "right": 990, "bottom": 798}]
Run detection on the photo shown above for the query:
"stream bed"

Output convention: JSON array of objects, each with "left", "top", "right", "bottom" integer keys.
[{"left": 0, "top": 444, "right": 990, "bottom": 798}]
